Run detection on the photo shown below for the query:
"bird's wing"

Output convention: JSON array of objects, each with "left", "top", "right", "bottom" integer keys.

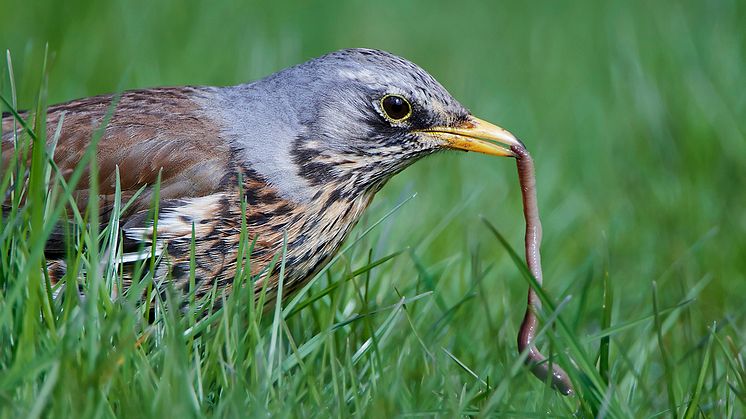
[
  {"left": 1, "top": 87, "right": 234, "bottom": 254},
  {"left": 3, "top": 87, "right": 233, "bottom": 212}
]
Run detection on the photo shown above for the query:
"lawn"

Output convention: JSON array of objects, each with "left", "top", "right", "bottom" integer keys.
[{"left": 1, "top": 0, "right": 745, "bottom": 417}]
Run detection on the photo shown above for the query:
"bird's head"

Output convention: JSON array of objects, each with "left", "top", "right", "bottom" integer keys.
[{"left": 220, "top": 48, "right": 522, "bottom": 202}]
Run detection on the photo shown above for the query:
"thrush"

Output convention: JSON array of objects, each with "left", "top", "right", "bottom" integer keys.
[{"left": 1, "top": 48, "right": 522, "bottom": 303}]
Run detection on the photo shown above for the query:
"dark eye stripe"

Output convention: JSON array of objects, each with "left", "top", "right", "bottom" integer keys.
[{"left": 381, "top": 95, "right": 411, "bottom": 121}]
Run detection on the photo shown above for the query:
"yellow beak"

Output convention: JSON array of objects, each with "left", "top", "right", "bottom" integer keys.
[{"left": 419, "top": 116, "right": 522, "bottom": 157}]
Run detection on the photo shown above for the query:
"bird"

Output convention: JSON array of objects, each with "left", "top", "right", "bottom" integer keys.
[{"left": 1, "top": 48, "right": 521, "bottom": 305}]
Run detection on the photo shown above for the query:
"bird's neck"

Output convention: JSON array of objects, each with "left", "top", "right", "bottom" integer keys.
[{"left": 199, "top": 84, "right": 322, "bottom": 204}]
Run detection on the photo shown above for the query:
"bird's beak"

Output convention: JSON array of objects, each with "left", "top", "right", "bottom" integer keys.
[{"left": 420, "top": 116, "right": 522, "bottom": 157}]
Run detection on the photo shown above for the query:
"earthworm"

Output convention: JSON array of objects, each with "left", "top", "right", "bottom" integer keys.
[{"left": 511, "top": 144, "right": 574, "bottom": 396}]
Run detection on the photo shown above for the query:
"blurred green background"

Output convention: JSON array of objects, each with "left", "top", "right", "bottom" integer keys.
[{"left": 2, "top": 0, "right": 745, "bottom": 416}]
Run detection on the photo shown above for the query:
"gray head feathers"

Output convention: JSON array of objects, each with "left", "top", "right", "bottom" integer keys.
[{"left": 201, "top": 48, "right": 469, "bottom": 203}]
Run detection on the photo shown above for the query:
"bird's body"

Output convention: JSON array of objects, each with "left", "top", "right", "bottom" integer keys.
[
  {"left": 3, "top": 85, "right": 379, "bottom": 301},
  {"left": 1, "top": 48, "right": 521, "bottom": 303}
]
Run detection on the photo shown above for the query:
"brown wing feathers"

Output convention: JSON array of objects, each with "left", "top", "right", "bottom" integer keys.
[
  {"left": 4, "top": 89, "right": 233, "bottom": 213},
  {"left": 2, "top": 88, "right": 235, "bottom": 276}
]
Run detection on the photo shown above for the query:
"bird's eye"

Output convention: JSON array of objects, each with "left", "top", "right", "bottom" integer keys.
[{"left": 380, "top": 94, "right": 412, "bottom": 122}]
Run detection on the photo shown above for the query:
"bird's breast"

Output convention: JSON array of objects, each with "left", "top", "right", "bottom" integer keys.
[
  {"left": 136, "top": 172, "right": 376, "bottom": 301},
  {"left": 282, "top": 188, "right": 375, "bottom": 288}
]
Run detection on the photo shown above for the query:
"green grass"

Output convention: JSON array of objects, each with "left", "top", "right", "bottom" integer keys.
[{"left": 1, "top": 0, "right": 745, "bottom": 417}]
